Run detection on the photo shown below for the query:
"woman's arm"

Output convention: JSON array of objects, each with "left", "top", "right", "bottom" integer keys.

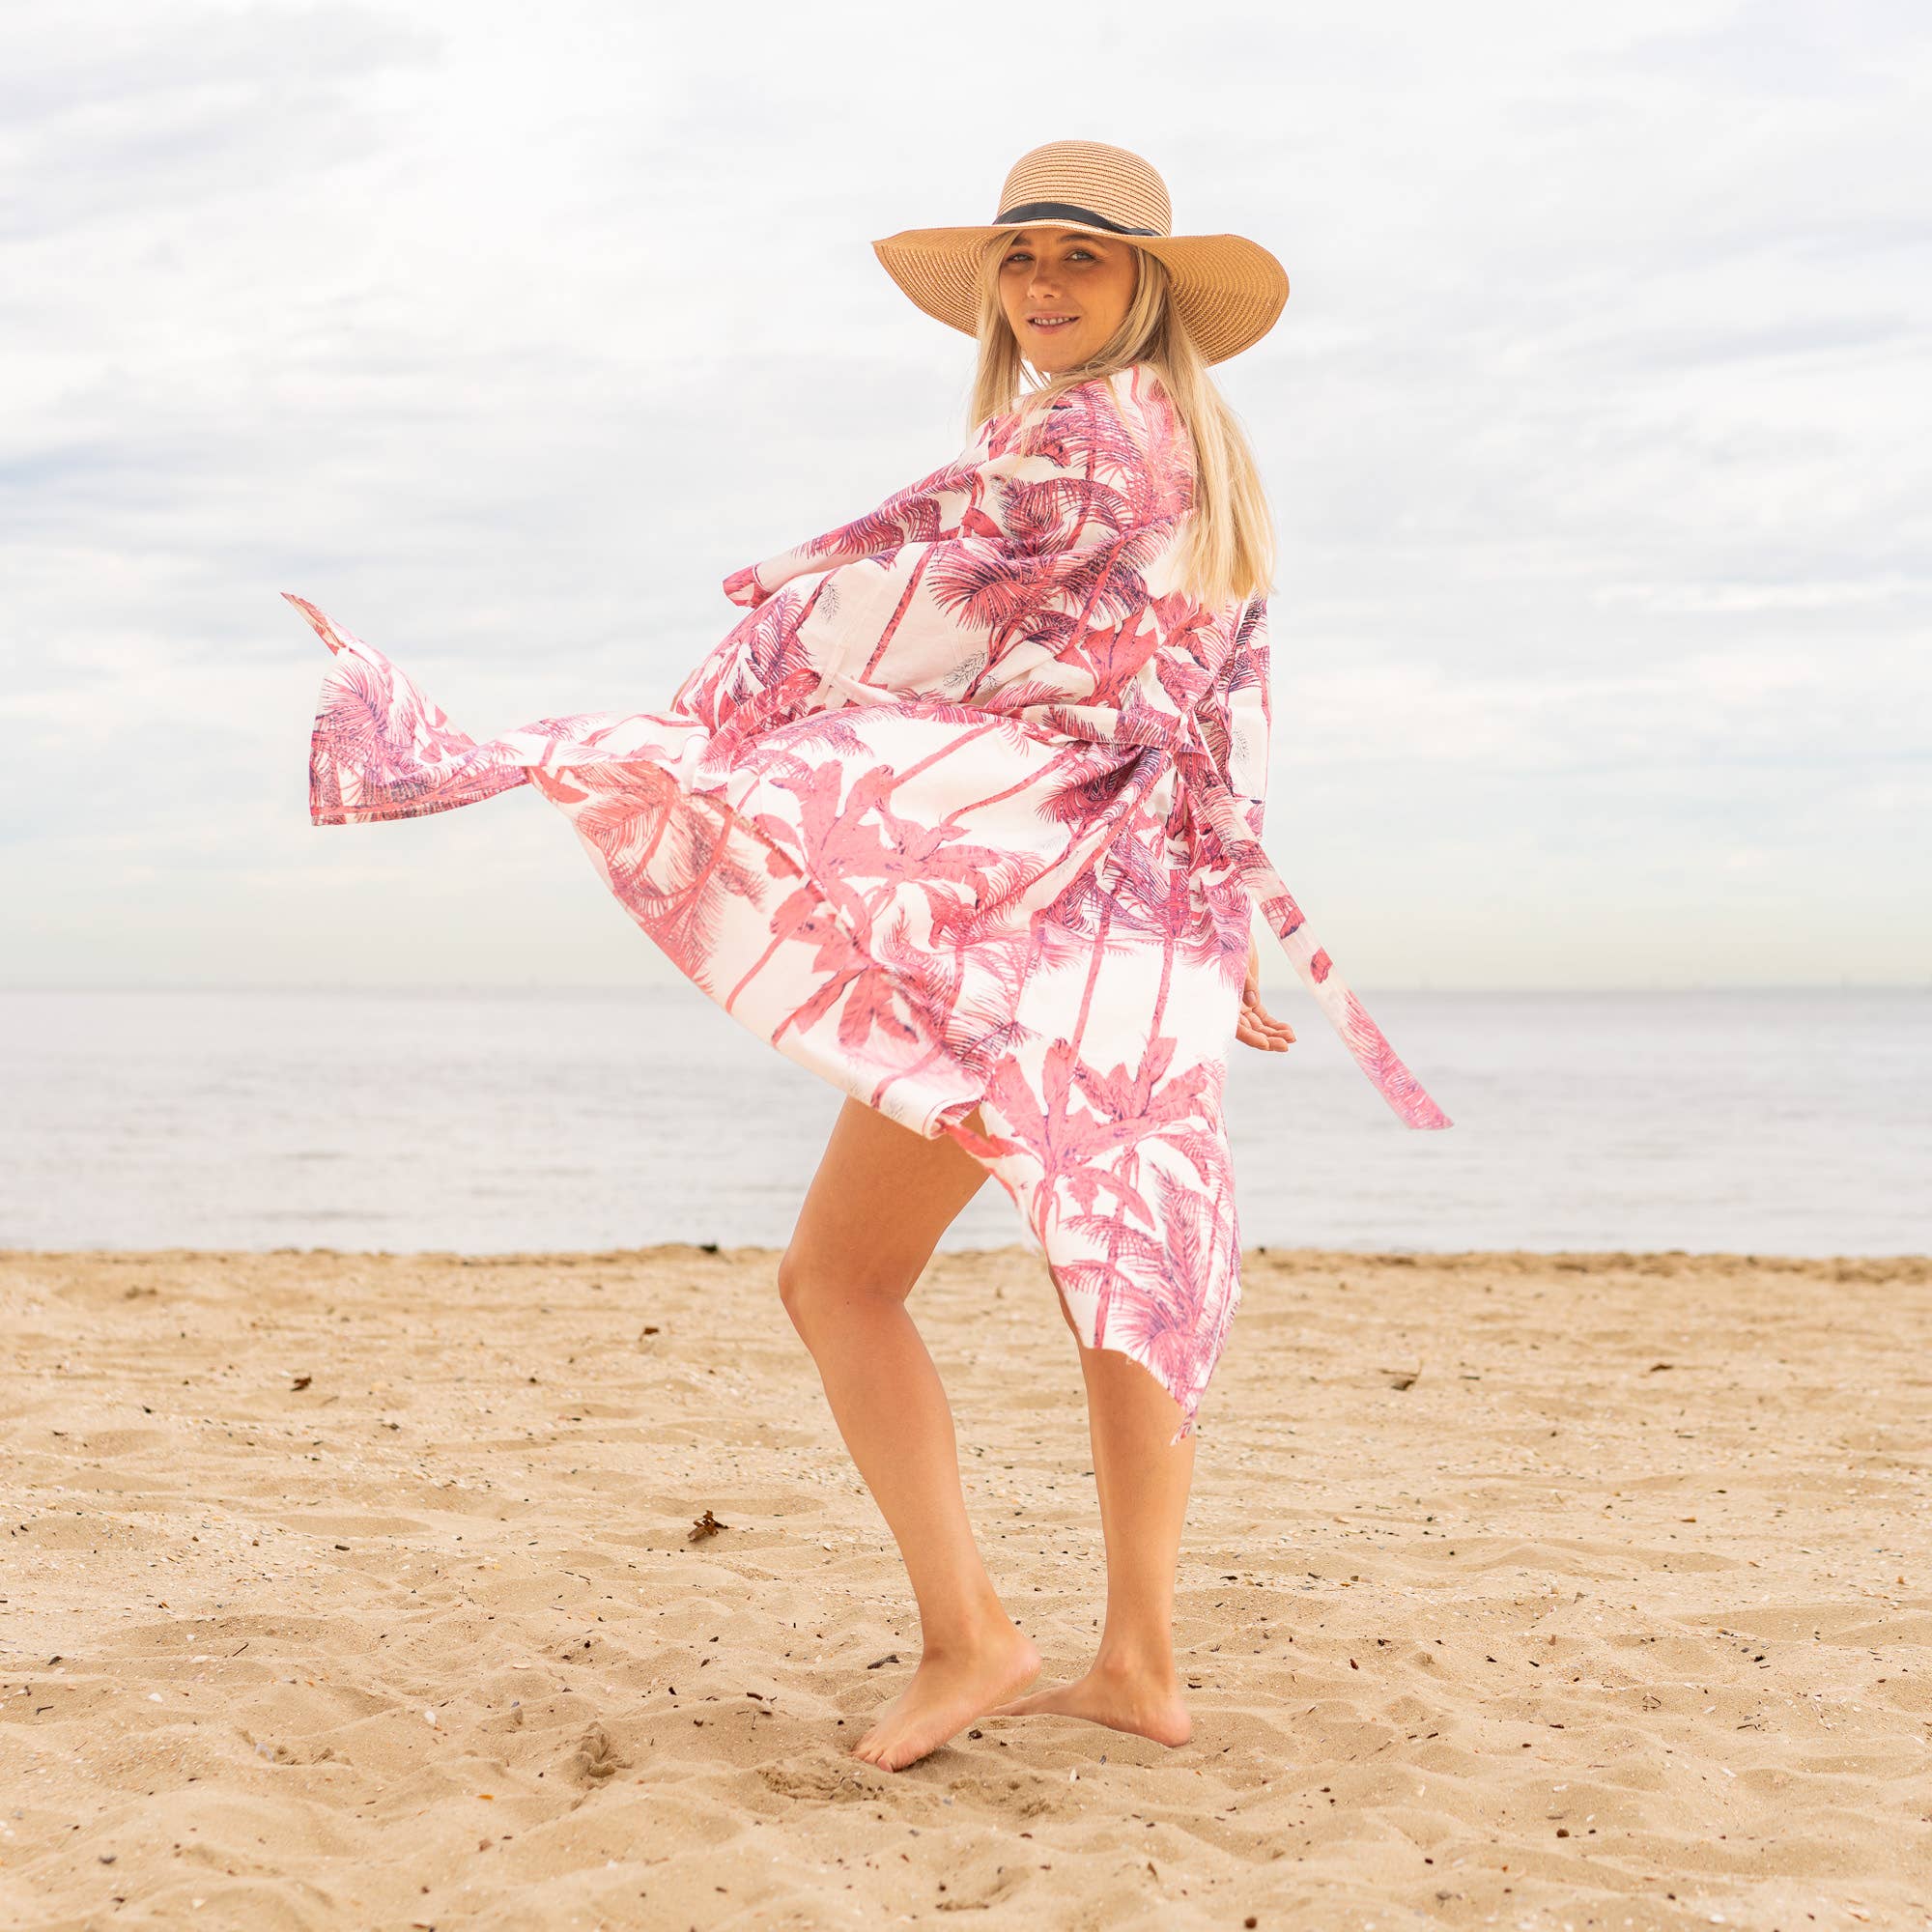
[
  {"left": 1204, "top": 595, "right": 1293, "bottom": 1053},
  {"left": 1199, "top": 592, "right": 1272, "bottom": 839},
  {"left": 718, "top": 382, "right": 1172, "bottom": 712}
]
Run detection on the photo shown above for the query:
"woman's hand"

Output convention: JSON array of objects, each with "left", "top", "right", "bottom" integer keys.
[{"left": 1236, "top": 927, "right": 1297, "bottom": 1053}]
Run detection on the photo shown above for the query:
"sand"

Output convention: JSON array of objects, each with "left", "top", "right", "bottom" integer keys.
[{"left": 3, "top": 1243, "right": 1928, "bottom": 1931}]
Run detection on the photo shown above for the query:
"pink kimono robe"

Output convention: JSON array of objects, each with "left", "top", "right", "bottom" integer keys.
[{"left": 290, "top": 360, "right": 1450, "bottom": 1440}]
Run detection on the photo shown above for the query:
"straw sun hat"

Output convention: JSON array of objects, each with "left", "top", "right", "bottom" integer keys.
[{"left": 871, "top": 138, "right": 1289, "bottom": 366}]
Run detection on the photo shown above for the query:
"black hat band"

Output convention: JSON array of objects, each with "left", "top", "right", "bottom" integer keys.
[{"left": 992, "top": 199, "right": 1164, "bottom": 239}]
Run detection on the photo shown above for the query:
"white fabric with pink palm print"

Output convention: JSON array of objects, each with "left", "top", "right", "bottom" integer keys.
[{"left": 291, "top": 361, "right": 1450, "bottom": 1440}]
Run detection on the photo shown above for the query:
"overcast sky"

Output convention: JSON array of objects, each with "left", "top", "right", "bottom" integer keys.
[{"left": 3, "top": 0, "right": 1926, "bottom": 992}]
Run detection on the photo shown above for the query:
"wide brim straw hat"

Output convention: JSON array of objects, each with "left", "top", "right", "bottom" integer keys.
[{"left": 872, "top": 138, "right": 1289, "bottom": 366}]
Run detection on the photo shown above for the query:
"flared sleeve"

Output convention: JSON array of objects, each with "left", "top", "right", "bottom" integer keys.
[{"left": 715, "top": 385, "right": 1179, "bottom": 719}]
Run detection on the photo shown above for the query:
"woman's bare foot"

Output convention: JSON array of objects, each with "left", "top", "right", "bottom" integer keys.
[
  {"left": 988, "top": 1656, "right": 1192, "bottom": 1747},
  {"left": 850, "top": 1627, "right": 1042, "bottom": 1772}
]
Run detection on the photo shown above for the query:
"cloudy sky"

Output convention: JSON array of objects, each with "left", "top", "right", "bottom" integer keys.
[{"left": 4, "top": 0, "right": 1925, "bottom": 991}]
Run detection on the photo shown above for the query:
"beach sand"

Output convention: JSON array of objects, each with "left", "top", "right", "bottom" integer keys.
[{"left": 3, "top": 1243, "right": 1928, "bottom": 1930}]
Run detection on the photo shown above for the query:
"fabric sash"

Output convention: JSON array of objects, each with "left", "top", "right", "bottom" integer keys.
[{"left": 824, "top": 667, "right": 1454, "bottom": 1131}]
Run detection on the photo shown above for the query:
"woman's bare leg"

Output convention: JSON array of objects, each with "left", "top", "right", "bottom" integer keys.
[
  {"left": 777, "top": 1097, "right": 1040, "bottom": 1771},
  {"left": 988, "top": 1283, "right": 1195, "bottom": 1746}
]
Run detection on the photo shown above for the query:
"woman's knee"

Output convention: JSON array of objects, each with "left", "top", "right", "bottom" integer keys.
[{"left": 776, "top": 1244, "right": 916, "bottom": 1341}]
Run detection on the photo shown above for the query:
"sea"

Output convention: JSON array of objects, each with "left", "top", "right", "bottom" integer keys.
[{"left": 2, "top": 986, "right": 1926, "bottom": 1258}]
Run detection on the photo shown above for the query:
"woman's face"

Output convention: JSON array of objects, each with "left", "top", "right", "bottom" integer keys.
[{"left": 996, "top": 227, "right": 1139, "bottom": 373}]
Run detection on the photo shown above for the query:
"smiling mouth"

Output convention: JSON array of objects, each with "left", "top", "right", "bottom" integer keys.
[{"left": 1028, "top": 314, "right": 1078, "bottom": 331}]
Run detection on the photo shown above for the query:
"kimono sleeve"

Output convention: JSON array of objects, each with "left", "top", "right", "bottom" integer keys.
[
  {"left": 1201, "top": 593, "right": 1272, "bottom": 840},
  {"left": 731, "top": 394, "right": 1156, "bottom": 703},
  {"left": 720, "top": 443, "right": 998, "bottom": 610}
]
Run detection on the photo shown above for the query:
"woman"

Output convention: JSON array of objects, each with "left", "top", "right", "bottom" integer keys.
[{"left": 290, "top": 139, "right": 1450, "bottom": 1773}]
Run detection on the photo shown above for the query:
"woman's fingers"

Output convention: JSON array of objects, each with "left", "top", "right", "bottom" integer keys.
[
  {"left": 1236, "top": 1012, "right": 1285, "bottom": 1050},
  {"left": 1236, "top": 990, "right": 1297, "bottom": 1052},
  {"left": 1238, "top": 927, "right": 1294, "bottom": 1052}
]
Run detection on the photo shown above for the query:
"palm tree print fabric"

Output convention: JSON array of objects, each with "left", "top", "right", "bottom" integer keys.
[{"left": 290, "top": 361, "right": 1450, "bottom": 1441}]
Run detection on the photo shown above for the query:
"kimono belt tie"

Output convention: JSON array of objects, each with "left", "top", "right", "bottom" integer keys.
[
  {"left": 1032, "top": 696, "right": 1452, "bottom": 1133},
  {"left": 820, "top": 669, "right": 1452, "bottom": 1132}
]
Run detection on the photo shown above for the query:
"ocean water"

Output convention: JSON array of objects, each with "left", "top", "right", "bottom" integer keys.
[{"left": 2, "top": 986, "right": 1926, "bottom": 1258}]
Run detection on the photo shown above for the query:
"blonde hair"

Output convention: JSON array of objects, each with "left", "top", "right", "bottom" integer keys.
[{"left": 966, "top": 233, "right": 1276, "bottom": 611}]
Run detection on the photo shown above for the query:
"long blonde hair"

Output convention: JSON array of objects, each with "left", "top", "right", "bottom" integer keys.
[{"left": 965, "top": 234, "right": 1276, "bottom": 611}]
